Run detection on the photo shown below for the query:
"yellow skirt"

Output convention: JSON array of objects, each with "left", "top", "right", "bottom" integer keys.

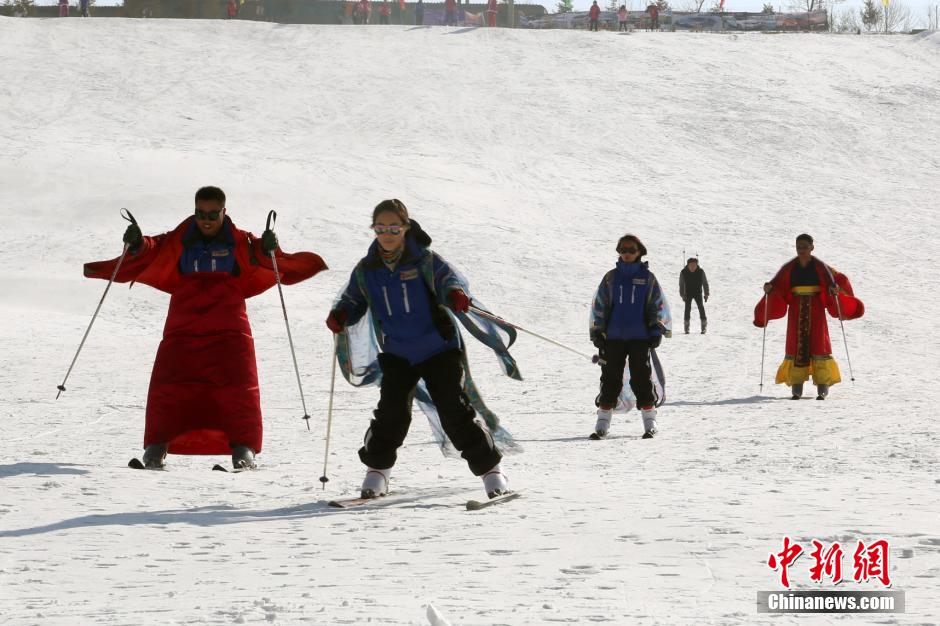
[{"left": 775, "top": 356, "right": 841, "bottom": 386}]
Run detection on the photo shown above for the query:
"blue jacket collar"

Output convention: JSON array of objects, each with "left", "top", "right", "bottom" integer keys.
[{"left": 616, "top": 259, "right": 648, "bottom": 275}]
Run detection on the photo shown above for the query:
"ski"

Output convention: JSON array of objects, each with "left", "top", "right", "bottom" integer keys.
[
  {"left": 466, "top": 491, "right": 521, "bottom": 511},
  {"left": 328, "top": 495, "right": 385, "bottom": 508},
  {"left": 212, "top": 463, "right": 256, "bottom": 473},
  {"left": 128, "top": 457, "right": 165, "bottom": 471}
]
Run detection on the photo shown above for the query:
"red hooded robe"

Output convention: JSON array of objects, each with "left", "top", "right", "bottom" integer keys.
[
  {"left": 84, "top": 216, "right": 326, "bottom": 455},
  {"left": 753, "top": 256, "right": 863, "bottom": 387}
]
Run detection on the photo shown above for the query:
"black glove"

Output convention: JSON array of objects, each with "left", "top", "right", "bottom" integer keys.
[
  {"left": 123, "top": 223, "right": 142, "bottom": 249},
  {"left": 261, "top": 229, "right": 278, "bottom": 255},
  {"left": 591, "top": 333, "right": 606, "bottom": 350},
  {"left": 648, "top": 334, "right": 662, "bottom": 349}
]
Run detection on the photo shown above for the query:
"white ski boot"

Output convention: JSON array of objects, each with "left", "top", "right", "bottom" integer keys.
[
  {"left": 592, "top": 406, "right": 613, "bottom": 439},
  {"left": 360, "top": 467, "right": 390, "bottom": 499},
  {"left": 641, "top": 406, "right": 658, "bottom": 439},
  {"left": 482, "top": 465, "right": 510, "bottom": 498}
]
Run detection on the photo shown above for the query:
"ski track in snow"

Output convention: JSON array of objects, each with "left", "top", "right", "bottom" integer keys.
[{"left": 1, "top": 18, "right": 939, "bottom": 625}]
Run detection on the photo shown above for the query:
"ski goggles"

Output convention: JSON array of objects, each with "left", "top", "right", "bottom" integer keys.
[
  {"left": 195, "top": 209, "right": 222, "bottom": 220},
  {"left": 617, "top": 245, "right": 639, "bottom": 254},
  {"left": 373, "top": 224, "right": 406, "bottom": 235}
]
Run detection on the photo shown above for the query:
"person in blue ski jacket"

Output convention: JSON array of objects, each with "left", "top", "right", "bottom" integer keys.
[
  {"left": 589, "top": 233, "right": 671, "bottom": 439},
  {"left": 326, "top": 199, "right": 511, "bottom": 500}
]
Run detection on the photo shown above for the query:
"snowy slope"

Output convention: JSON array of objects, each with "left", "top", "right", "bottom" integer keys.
[{"left": 1, "top": 17, "right": 939, "bottom": 625}]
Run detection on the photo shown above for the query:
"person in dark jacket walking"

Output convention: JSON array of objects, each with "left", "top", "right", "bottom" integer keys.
[
  {"left": 326, "top": 199, "right": 512, "bottom": 500},
  {"left": 589, "top": 234, "right": 671, "bottom": 439},
  {"left": 679, "top": 257, "right": 709, "bottom": 334}
]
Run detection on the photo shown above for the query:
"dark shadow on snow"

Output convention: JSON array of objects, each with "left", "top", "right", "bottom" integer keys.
[
  {"left": 0, "top": 489, "right": 456, "bottom": 537},
  {"left": 406, "top": 25, "right": 432, "bottom": 30},
  {"left": 667, "top": 395, "right": 783, "bottom": 407},
  {"left": 444, "top": 26, "right": 482, "bottom": 34},
  {"left": 0, "top": 463, "right": 91, "bottom": 478}
]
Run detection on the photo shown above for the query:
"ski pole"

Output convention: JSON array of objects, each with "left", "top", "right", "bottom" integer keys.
[
  {"left": 759, "top": 292, "right": 769, "bottom": 391},
  {"left": 468, "top": 305, "right": 594, "bottom": 361},
  {"left": 831, "top": 289, "right": 856, "bottom": 382},
  {"left": 266, "top": 210, "right": 312, "bottom": 430},
  {"left": 56, "top": 208, "right": 137, "bottom": 399},
  {"left": 319, "top": 334, "right": 339, "bottom": 489}
]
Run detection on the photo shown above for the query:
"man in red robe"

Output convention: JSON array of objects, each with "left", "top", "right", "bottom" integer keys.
[
  {"left": 84, "top": 187, "right": 326, "bottom": 469},
  {"left": 754, "top": 234, "right": 863, "bottom": 400}
]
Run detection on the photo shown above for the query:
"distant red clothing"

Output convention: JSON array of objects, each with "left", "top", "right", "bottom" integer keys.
[
  {"left": 754, "top": 257, "right": 863, "bottom": 387},
  {"left": 486, "top": 0, "right": 497, "bottom": 26},
  {"left": 646, "top": 3, "right": 659, "bottom": 19},
  {"left": 589, "top": 4, "right": 601, "bottom": 19},
  {"left": 84, "top": 216, "right": 326, "bottom": 455},
  {"left": 444, "top": 0, "right": 456, "bottom": 9},
  {"left": 380, "top": 3, "right": 391, "bottom": 16},
  {"left": 227, "top": 0, "right": 238, "bottom": 17}
]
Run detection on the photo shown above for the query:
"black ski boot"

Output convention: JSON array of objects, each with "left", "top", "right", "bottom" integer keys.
[
  {"left": 142, "top": 442, "right": 168, "bottom": 469},
  {"left": 701, "top": 319, "right": 707, "bottom": 334},
  {"left": 791, "top": 384, "right": 804, "bottom": 400},
  {"left": 816, "top": 385, "right": 829, "bottom": 401},
  {"left": 684, "top": 320, "right": 690, "bottom": 334},
  {"left": 231, "top": 445, "right": 257, "bottom": 470}
]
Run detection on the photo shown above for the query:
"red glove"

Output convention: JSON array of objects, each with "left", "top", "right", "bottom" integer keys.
[
  {"left": 326, "top": 309, "right": 347, "bottom": 334},
  {"left": 447, "top": 290, "right": 471, "bottom": 313}
]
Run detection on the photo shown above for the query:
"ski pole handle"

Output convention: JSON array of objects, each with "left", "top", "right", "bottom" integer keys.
[
  {"left": 121, "top": 207, "right": 137, "bottom": 226},
  {"left": 266, "top": 209, "right": 277, "bottom": 232}
]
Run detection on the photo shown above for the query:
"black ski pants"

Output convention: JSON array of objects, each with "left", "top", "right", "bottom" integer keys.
[
  {"left": 683, "top": 294, "right": 707, "bottom": 322},
  {"left": 597, "top": 339, "right": 654, "bottom": 409},
  {"left": 359, "top": 349, "right": 501, "bottom": 476}
]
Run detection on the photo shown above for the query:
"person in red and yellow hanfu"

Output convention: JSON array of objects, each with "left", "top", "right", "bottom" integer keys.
[
  {"left": 84, "top": 186, "right": 326, "bottom": 469},
  {"left": 754, "top": 234, "right": 864, "bottom": 400}
]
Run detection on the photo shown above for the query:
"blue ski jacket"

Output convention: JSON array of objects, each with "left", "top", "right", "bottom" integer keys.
[
  {"left": 590, "top": 261, "right": 672, "bottom": 342},
  {"left": 335, "top": 237, "right": 462, "bottom": 365}
]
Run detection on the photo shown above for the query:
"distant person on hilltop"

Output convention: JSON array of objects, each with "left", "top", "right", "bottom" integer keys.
[
  {"left": 444, "top": 0, "right": 457, "bottom": 26},
  {"left": 618, "top": 5, "right": 628, "bottom": 31},
  {"left": 226, "top": 0, "right": 239, "bottom": 19},
  {"left": 486, "top": 0, "right": 498, "bottom": 27},
  {"left": 356, "top": 0, "right": 370, "bottom": 24},
  {"left": 589, "top": 0, "right": 601, "bottom": 31},
  {"left": 80, "top": 0, "right": 90, "bottom": 17},
  {"left": 754, "top": 234, "right": 864, "bottom": 401},
  {"left": 379, "top": 0, "right": 391, "bottom": 24},
  {"left": 679, "top": 257, "right": 709, "bottom": 334},
  {"left": 58, "top": 0, "right": 68, "bottom": 17},
  {"left": 646, "top": 1, "right": 659, "bottom": 30},
  {"left": 83, "top": 187, "right": 326, "bottom": 470},
  {"left": 589, "top": 234, "right": 671, "bottom": 440},
  {"left": 415, "top": 0, "right": 424, "bottom": 24}
]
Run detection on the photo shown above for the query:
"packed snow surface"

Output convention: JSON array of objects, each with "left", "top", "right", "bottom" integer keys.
[{"left": 1, "top": 17, "right": 939, "bottom": 625}]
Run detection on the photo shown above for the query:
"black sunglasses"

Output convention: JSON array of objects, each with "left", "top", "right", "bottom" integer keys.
[
  {"left": 618, "top": 246, "right": 638, "bottom": 254},
  {"left": 195, "top": 209, "right": 222, "bottom": 220}
]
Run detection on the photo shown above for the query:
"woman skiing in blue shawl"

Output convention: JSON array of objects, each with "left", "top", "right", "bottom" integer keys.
[{"left": 326, "top": 199, "right": 521, "bottom": 500}]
